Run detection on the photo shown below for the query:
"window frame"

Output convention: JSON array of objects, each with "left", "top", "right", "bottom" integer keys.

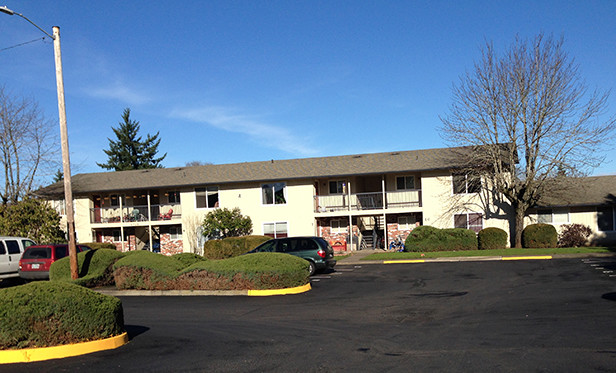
[
  {"left": 263, "top": 222, "right": 288, "bottom": 238},
  {"left": 598, "top": 206, "right": 615, "bottom": 232},
  {"left": 396, "top": 176, "right": 415, "bottom": 191},
  {"left": 398, "top": 215, "right": 415, "bottom": 230},
  {"left": 454, "top": 212, "right": 483, "bottom": 233},
  {"left": 452, "top": 173, "right": 481, "bottom": 194},
  {"left": 169, "top": 226, "right": 182, "bottom": 240},
  {"left": 168, "top": 191, "right": 181, "bottom": 204},
  {"left": 330, "top": 219, "right": 347, "bottom": 234},
  {"left": 195, "top": 186, "right": 219, "bottom": 209},
  {"left": 328, "top": 180, "right": 346, "bottom": 195},
  {"left": 262, "top": 182, "right": 287, "bottom": 205},
  {"left": 537, "top": 208, "right": 569, "bottom": 224}
]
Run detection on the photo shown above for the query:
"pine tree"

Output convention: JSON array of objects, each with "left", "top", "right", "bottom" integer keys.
[{"left": 97, "top": 108, "right": 166, "bottom": 171}]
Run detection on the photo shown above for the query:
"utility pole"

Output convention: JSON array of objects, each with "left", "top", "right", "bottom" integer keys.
[{"left": 1, "top": 7, "right": 78, "bottom": 279}]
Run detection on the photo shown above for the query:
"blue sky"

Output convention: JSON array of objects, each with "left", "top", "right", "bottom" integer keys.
[{"left": 1, "top": 1, "right": 615, "bottom": 183}]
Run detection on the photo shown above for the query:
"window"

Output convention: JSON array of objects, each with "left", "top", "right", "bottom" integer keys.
[
  {"left": 453, "top": 174, "right": 481, "bottom": 194},
  {"left": 398, "top": 215, "right": 416, "bottom": 230},
  {"left": 195, "top": 187, "right": 219, "bottom": 208},
  {"left": 454, "top": 213, "right": 483, "bottom": 233},
  {"left": 169, "top": 226, "right": 182, "bottom": 240},
  {"left": 396, "top": 176, "right": 415, "bottom": 190},
  {"left": 262, "top": 183, "right": 286, "bottom": 205},
  {"left": 5, "top": 240, "right": 20, "bottom": 255},
  {"left": 598, "top": 206, "right": 615, "bottom": 232},
  {"left": 263, "top": 222, "right": 288, "bottom": 238},
  {"left": 112, "top": 230, "right": 121, "bottom": 242},
  {"left": 329, "top": 180, "right": 346, "bottom": 194},
  {"left": 168, "top": 191, "right": 180, "bottom": 204},
  {"left": 331, "top": 219, "right": 347, "bottom": 234},
  {"left": 110, "top": 194, "right": 122, "bottom": 207},
  {"left": 537, "top": 208, "right": 569, "bottom": 224}
]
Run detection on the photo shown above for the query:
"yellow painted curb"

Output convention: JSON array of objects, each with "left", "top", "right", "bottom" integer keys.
[
  {"left": 383, "top": 259, "right": 426, "bottom": 264},
  {"left": 0, "top": 332, "right": 128, "bottom": 364},
  {"left": 502, "top": 256, "right": 552, "bottom": 261},
  {"left": 247, "top": 283, "right": 311, "bottom": 296}
]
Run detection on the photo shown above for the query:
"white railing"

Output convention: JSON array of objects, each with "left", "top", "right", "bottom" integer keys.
[
  {"left": 314, "top": 190, "right": 421, "bottom": 213},
  {"left": 90, "top": 203, "right": 182, "bottom": 224}
]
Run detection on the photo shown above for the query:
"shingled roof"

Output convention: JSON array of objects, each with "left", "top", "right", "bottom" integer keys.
[
  {"left": 35, "top": 145, "right": 477, "bottom": 198},
  {"left": 536, "top": 175, "right": 616, "bottom": 207}
]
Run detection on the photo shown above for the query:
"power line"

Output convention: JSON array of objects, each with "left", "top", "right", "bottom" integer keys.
[{"left": 0, "top": 36, "right": 47, "bottom": 52}]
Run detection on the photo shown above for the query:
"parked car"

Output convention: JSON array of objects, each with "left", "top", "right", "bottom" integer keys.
[
  {"left": 248, "top": 236, "right": 336, "bottom": 275},
  {"left": 18, "top": 244, "right": 91, "bottom": 280},
  {"left": 0, "top": 237, "right": 36, "bottom": 280}
]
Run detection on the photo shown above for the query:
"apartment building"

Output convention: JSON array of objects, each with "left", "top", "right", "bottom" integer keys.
[{"left": 35, "top": 146, "right": 615, "bottom": 254}]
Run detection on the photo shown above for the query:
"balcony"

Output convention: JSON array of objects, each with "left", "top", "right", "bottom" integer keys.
[
  {"left": 90, "top": 203, "right": 182, "bottom": 224},
  {"left": 314, "top": 190, "right": 421, "bottom": 213}
]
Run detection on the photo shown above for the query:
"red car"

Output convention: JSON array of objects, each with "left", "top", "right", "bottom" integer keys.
[{"left": 18, "top": 244, "right": 91, "bottom": 280}]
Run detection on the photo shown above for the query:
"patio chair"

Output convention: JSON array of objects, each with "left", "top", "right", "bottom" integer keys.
[{"left": 159, "top": 208, "right": 173, "bottom": 220}]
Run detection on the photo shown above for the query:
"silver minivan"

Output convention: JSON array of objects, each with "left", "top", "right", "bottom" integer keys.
[{"left": 0, "top": 237, "right": 36, "bottom": 280}]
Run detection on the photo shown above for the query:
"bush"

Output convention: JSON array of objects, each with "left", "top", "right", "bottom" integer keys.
[
  {"left": 404, "top": 225, "right": 477, "bottom": 252},
  {"left": 203, "top": 235, "right": 272, "bottom": 259},
  {"left": 113, "top": 251, "right": 185, "bottom": 290},
  {"left": 478, "top": 227, "right": 508, "bottom": 250},
  {"left": 558, "top": 223, "right": 592, "bottom": 247},
  {"left": 172, "top": 252, "right": 207, "bottom": 267},
  {"left": 522, "top": 223, "right": 558, "bottom": 248},
  {"left": 0, "top": 282, "right": 124, "bottom": 349},
  {"left": 50, "top": 249, "right": 125, "bottom": 287},
  {"left": 78, "top": 242, "right": 117, "bottom": 250},
  {"left": 178, "top": 253, "right": 309, "bottom": 290}
]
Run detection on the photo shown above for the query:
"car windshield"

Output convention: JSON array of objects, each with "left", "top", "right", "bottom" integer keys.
[{"left": 23, "top": 247, "right": 51, "bottom": 259}]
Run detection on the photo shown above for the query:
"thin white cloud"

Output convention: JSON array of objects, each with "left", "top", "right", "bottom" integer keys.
[
  {"left": 84, "top": 81, "right": 152, "bottom": 106},
  {"left": 170, "top": 106, "right": 317, "bottom": 156}
]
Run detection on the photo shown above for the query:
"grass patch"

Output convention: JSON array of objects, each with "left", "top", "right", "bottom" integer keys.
[{"left": 363, "top": 247, "right": 615, "bottom": 260}]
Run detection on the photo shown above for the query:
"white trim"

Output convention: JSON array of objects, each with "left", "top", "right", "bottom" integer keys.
[{"left": 263, "top": 221, "right": 289, "bottom": 238}]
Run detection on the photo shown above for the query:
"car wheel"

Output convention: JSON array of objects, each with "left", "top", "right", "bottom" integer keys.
[{"left": 307, "top": 261, "right": 316, "bottom": 276}]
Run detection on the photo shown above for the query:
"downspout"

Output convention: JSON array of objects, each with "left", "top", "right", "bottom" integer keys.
[
  {"left": 147, "top": 193, "right": 153, "bottom": 252},
  {"left": 348, "top": 180, "right": 353, "bottom": 251},
  {"left": 119, "top": 195, "right": 125, "bottom": 252},
  {"left": 382, "top": 175, "right": 387, "bottom": 249}
]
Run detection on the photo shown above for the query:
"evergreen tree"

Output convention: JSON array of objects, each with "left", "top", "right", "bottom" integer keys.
[{"left": 97, "top": 108, "right": 166, "bottom": 171}]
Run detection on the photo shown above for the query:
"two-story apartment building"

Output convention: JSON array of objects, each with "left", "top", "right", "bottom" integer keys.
[{"left": 35, "top": 145, "right": 615, "bottom": 254}]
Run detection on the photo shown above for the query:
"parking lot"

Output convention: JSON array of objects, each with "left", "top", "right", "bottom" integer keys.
[{"left": 6, "top": 257, "right": 616, "bottom": 372}]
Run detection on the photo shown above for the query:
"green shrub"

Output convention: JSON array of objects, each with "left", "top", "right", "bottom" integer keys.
[
  {"left": 179, "top": 253, "right": 309, "bottom": 290},
  {"left": 203, "top": 235, "right": 272, "bottom": 259},
  {"left": 50, "top": 248, "right": 125, "bottom": 287},
  {"left": 0, "top": 282, "right": 124, "bottom": 349},
  {"left": 113, "top": 251, "right": 185, "bottom": 290},
  {"left": 172, "top": 252, "right": 207, "bottom": 267},
  {"left": 522, "top": 223, "right": 558, "bottom": 248},
  {"left": 405, "top": 225, "right": 477, "bottom": 252},
  {"left": 478, "top": 227, "right": 508, "bottom": 250},
  {"left": 557, "top": 223, "right": 592, "bottom": 247},
  {"left": 78, "top": 242, "right": 117, "bottom": 250}
]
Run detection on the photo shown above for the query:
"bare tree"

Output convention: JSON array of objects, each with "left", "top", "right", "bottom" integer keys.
[
  {"left": 440, "top": 34, "right": 615, "bottom": 247},
  {"left": 0, "top": 86, "right": 58, "bottom": 205}
]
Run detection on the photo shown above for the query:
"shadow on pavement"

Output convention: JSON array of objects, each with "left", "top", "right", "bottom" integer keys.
[{"left": 125, "top": 325, "right": 150, "bottom": 340}]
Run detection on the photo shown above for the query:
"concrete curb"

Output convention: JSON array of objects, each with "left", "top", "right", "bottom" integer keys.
[
  {"left": 0, "top": 332, "right": 128, "bottom": 364},
  {"left": 336, "top": 252, "right": 616, "bottom": 266},
  {"left": 94, "top": 283, "right": 312, "bottom": 297}
]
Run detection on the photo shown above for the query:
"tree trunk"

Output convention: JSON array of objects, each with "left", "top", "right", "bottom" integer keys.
[{"left": 513, "top": 203, "right": 526, "bottom": 248}]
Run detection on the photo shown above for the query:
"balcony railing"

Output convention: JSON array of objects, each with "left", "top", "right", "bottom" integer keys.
[
  {"left": 90, "top": 203, "right": 182, "bottom": 224},
  {"left": 315, "top": 190, "right": 421, "bottom": 213}
]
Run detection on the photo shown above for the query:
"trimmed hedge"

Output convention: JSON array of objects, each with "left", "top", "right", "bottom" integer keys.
[
  {"left": 203, "top": 235, "right": 272, "bottom": 259},
  {"left": 113, "top": 251, "right": 309, "bottom": 290},
  {"left": 50, "top": 248, "right": 125, "bottom": 287},
  {"left": 179, "top": 253, "right": 309, "bottom": 290},
  {"left": 405, "top": 225, "right": 477, "bottom": 252},
  {"left": 173, "top": 252, "right": 207, "bottom": 267},
  {"left": 0, "top": 282, "right": 124, "bottom": 349},
  {"left": 77, "top": 242, "right": 117, "bottom": 250},
  {"left": 113, "top": 251, "right": 186, "bottom": 290},
  {"left": 522, "top": 223, "right": 558, "bottom": 248},
  {"left": 478, "top": 227, "right": 508, "bottom": 250}
]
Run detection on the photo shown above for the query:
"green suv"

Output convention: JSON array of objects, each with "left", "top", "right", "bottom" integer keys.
[{"left": 249, "top": 236, "right": 336, "bottom": 275}]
